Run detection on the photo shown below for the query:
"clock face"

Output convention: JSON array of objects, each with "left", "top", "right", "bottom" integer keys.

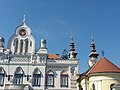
[{"left": 19, "top": 29, "right": 26, "bottom": 36}]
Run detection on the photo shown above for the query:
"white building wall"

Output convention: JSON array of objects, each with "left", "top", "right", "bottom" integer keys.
[
  {"left": 0, "top": 63, "right": 46, "bottom": 90},
  {"left": 46, "top": 66, "right": 70, "bottom": 90}
]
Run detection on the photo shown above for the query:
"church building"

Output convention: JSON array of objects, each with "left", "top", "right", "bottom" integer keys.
[
  {"left": 77, "top": 37, "right": 120, "bottom": 90},
  {"left": 0, "top": 17, "right": 79, "bottom": 90}
]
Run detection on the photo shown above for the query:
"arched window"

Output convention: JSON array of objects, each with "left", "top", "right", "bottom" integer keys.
[
  {"left": 20, "top": 40, "right": 23, "bottom": 53},
  {"left": 30, "top": 41, "right": 32, "bottom": 47},
  {"left": 92, "top": 83, "right": 95, "bottom": 90},
  {"left": 110, "top": 84, "right": 120, "bottom": 90},
  {"left": 46, "top": 70, "right": 54, "bottom": 87},
  {"left": 110, "top": 84, "right": 114, "bottom": 90},
  {"left": 0, "top": 67, "right": 5, "bottom": 86},
  {"left": 32, "top": 68, "right": 41, "bottom": 87},
  {"left": 25, "top": 39, "right": 28, "bottom": 53},
  {"left": 14, "top": 39, "right": 18, "bottom": 53},
  {"left": 60, "top": 70, "right": 68, "bottom": 87},
  {"left": 14, "top": 67, "right": 24, "bottom": 84}
]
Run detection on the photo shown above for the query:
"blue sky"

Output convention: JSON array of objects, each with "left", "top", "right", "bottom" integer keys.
[{"left": 0, "top": 0, "right": 120, "bottom": 73}]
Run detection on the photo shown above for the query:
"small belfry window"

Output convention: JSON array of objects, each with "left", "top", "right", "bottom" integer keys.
[
  {"left": 14, "top": 67, "right": 24, "bottom": 84},
  {"left": 32, "top": 68, "right": 41, "bottom": 87},
  {"left": 46, "top": 70, "right": 54, "bottom": 87},
  {"left": 60, "top": 71, "right": 68, "bottom": 87},
  {"left": 0, "top": 67, "right": 5, "bottom": 86}
]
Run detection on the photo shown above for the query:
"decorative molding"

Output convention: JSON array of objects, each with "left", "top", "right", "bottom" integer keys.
[{"left": 47, "top": 66, "right": 68, "bottom": 68}]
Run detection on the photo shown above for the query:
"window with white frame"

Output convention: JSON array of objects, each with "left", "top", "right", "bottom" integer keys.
[
  {"left": 0, "top": 67, "right": 5, "bottom": 86},
  {"left": 14, "top": 67, "right": 24, "bottom": 84},
  {"left": 32, "top": 68, "right": 41, "bottom": 87},
  {"left": 61, "top": 71, "right": 68, "bottom": 87},
  {"left": 14, "top": 74, "right": 23, "bottom": 84},
  {"left": 46, "top": 70, "right": 54, "bottom": 87}
]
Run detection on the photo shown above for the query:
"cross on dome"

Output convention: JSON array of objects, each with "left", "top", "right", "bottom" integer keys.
[{"left": 23, "top": 14, "right": 26, "bottom": 23}]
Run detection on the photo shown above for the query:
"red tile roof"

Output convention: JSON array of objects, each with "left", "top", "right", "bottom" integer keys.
[
  {"left": 48, "top": 54, "right": 61, "bottom": 60},
  {"left": 88, "top": 57, "right": 120, "bottom": 74}
]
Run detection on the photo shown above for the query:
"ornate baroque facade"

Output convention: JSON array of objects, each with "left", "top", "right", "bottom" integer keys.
[{"left": 0, "top": 17, "right": 79, "bottom": 90}]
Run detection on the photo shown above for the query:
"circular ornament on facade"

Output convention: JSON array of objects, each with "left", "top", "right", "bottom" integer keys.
[{"left": 19, "top": 29, "right": 27, "bottom": 37}]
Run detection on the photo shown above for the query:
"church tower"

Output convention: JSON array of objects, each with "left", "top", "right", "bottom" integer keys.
[
  {"left": 8, "top": 15, "right": 35, "bottom": 55},
  {"left": 69, "top": 36, "right": 78, "bottom": 59},
  {"left": 88, "top": 36, "right": 99, "bottom": 67}
]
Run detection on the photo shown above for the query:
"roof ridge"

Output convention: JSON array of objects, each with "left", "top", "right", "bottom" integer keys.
[{"left": 102, "top": 56, "right": 120, "bottom": 69}]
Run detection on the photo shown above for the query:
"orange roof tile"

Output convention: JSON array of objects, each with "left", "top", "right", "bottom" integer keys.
[
  {"left": 88, "top": 57, "right": 120, "bottom": 74},
  {"left": 48, "top": 54, "right": 61, "bottom": 60}
]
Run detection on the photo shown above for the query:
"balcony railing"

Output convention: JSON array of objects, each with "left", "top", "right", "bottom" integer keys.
[{"left": 4, "top": 84, "right": 30, "bottom": 90}]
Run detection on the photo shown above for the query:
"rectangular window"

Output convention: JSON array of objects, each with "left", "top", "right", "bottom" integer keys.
[
  {"left": 0, "top": 74, "right": 4, "bottom": 86},
  {"left": 14, "top": 74, "right": 23, "bottom": 84},
  {"left": 33, "top": 74, "right": 41, "bottom": 86},
  {"left": 47, "top": 75, "right": 54, "bottom": 87},
  {"left": 61, "top": 75, "right": 68, "bottom": 87}
]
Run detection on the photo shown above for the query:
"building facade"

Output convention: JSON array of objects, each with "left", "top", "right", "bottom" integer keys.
[{"left": 0, "top": 17, "right": 79, "bottom": 90}]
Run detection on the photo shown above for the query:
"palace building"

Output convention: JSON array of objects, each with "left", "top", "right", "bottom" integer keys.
[{"left": 0, "top": 17, "right": 79, "bottom": 90}]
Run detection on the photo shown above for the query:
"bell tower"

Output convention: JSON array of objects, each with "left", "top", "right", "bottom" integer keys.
[
  {"left": 68, "top": 36, "right": 78, "bottom": 59},
  {"left": 88, "top": 36, "right": 99, "bottom": 67}
]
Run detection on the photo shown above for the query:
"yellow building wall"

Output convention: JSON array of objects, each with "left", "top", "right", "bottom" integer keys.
[
  {"left": 102, "top": 79, "right": 120, "bottom": 90},
  {"left": 89, "top": 73, "right": 120, "bottom": 90},
  {"left": 80, "top": 73, "right": 120, "bottom": 90}
]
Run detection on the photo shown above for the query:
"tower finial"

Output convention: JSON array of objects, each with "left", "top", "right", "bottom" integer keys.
[
  {"left": 71, "top": 35, "right": 74, "bottom": 42},
  {"left": 70, "top": 36, "right": 75, "bottom": 51},
  {"left": 101, "top": 50, "right": 105, "bottom": 56},
  {"left": 90, "top": 34, "right": 96, "bottom": 52},
  {"left": 23, "top": 14, "right": 26, "bottom": 23},
  {"left": 69, "top": 36, "right": 78, "bottom": 59},
  {"left": 91, "top": 34, "right": 95, "bottom": 44},
  {"left": 22, "top": 15, "right": 27, "bottom": 26}
]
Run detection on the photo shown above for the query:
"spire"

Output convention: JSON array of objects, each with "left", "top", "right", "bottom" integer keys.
[
  {"left": 69, "top": 36, "right": 78, "bottom": 59},
  {"left": 70, "top": 36, "right": 75, "bottom": 51},
  {"left": 22, "top": 14, "right": 27, "bottom": 26},
  {"left": 88, "top": 35, "right": 99, "bottom": 67},
  {"left": 23, "top": 14, "right": 26, "bottom": 23},
  {"left": 90, "top": 35, "right": 96, "bottom": 52}
]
